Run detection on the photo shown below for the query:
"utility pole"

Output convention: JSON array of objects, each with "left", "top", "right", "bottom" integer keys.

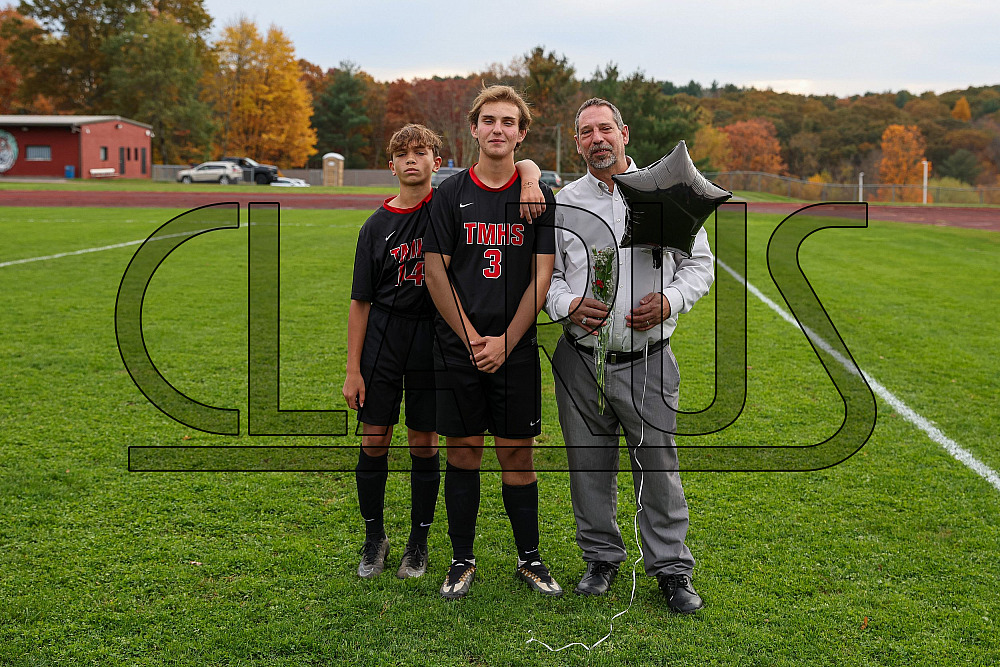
[
  {"left": 555, "top": 124, "right": 561, "bottom": 174},
  {"left": 922, "top": 160, "right": 929, "bottom": 204}
]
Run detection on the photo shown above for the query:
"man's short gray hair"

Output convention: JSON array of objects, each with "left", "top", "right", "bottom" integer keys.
[{"left": 574, "top": 98, "right": 625, "bottom": 135}]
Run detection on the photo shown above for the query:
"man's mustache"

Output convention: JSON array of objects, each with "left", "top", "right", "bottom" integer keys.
[{"left": 588, "top": 143, "right": 611, "bottom": 157}]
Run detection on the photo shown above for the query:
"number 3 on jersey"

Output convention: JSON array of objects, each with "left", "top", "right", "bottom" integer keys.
[{"left": 483, "top": 249, "right": 502, "bottom": 279}]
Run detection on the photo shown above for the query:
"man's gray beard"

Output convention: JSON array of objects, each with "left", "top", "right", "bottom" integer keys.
[{"left": 588, "top": 150, "right": 617, "bottom": 170}]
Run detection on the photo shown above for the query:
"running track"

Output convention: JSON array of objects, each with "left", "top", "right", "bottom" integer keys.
[{"left": 2, "top": 190, "right": 998, "bottom": 231}]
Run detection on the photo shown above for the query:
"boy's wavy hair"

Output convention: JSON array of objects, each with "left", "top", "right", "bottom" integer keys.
[
  {"left": 386, "top": 124, "right": 442, "bottom": 159},
  {"left": 467, "top": 85, "right": 532, "bottom": 149}
]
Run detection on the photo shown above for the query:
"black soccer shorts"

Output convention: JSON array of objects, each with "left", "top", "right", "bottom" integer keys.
[
  {"left": 433, "top": 341, "right": 542, "bottom": 440},
  {"left": 357, "top": 307, "right": 436, "bottom": 433}
]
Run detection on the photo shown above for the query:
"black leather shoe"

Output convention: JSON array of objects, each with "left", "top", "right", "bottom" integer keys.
[
  {"left": 574, "top": 561, "right": 620, "bottom": 596},
  {"left": 657, "top": 573, "right": 704, "bottom": 614}
]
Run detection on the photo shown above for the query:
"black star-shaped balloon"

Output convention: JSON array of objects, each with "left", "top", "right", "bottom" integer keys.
[{"left": 613, "top": 140, "right": 731, "bottom": 258}]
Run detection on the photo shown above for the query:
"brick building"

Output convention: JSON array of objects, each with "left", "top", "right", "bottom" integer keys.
[{"left": 0, "top": 115, "right": 153, "bottom": 179}]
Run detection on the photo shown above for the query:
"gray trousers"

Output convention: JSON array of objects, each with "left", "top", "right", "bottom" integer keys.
[{"left": 552, "top": 335, "right": 695, "bottom": 577}]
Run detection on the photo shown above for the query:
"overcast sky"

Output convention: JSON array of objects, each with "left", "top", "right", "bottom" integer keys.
[{"left": 201, "top": 0, "right": 999, "bottom": 97}]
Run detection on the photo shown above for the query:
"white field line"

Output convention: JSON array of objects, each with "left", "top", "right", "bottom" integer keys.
[
  {"left": 0, "top": 223, "right": 362, "bottom": 269},
  {"left": 717, "top": 258, "right": 1000, "bottom": 492},
  {"left": 0, "top": 238, "right": 151, "bottom": 268},
  {"left": 0, "top": 229, "right": 205, "bottom": 268}
]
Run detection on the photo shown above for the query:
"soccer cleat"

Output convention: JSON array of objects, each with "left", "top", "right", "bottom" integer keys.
[
  {"left": 515, "top": 558, "right": 564, "bottom": 597},
  {"left": 357, "top": 535, "right": 390, "bottom": 579},
  {"left": 396, "top": 542, "right": 429, "bottom": 579},
  {"left": 657, "top": 573, "right": 704, "bottom": 614},
  {"left": 440, "top": 559, "right": 476, "bottom": 599}
]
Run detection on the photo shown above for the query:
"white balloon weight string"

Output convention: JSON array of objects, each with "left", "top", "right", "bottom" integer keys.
[{"left": 527, "top": 341, "right": 650, "bottom": 652}]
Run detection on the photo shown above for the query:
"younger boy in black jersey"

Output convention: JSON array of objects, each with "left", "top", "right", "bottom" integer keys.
[
  {"left": 424, "top": 86, "right": 561, "bottom": 599},
  {"left": 344, "top": 123, "right": 546, "bottom": 580},
  {"left": 344, "top": 124, "right": 443, "bottom": 579}
]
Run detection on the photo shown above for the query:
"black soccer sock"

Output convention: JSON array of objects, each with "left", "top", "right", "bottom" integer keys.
[
  {"left": 445, "top": 463, "right": 480, "bottom": 561},
  {"left": 408, "top": 451, "right": 440, "bottom": 545},
  {"left": 356, "top": 449, "right": 389, "bottom": 541},
  {"left": 502, "top": 481, "right": 541, "bottom": 562}
]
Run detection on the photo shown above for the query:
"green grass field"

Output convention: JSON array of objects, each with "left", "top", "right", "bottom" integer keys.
[
  {"left": 5, "top": 179, "right": 998, "bottom": 210},
  {"left": 1, "top": 202, "right": 998, "bottom": 665}
]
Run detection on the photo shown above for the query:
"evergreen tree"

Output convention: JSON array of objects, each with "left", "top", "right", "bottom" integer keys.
[
  {"left": 617, "top": 70, "right": 699, "bottom": 168},
  {"left": 312, "top": 61, "right": 370, "bottom": 169},
  {"left": 522, "top": 46, "right": 579, "bottom": 170},
  {"left": 938, "top": 149, "right": 980, "bottom": 184}
]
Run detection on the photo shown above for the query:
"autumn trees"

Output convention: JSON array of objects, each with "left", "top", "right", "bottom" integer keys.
[
  {"left": 102, "top": 11, "right": 214, "bottom": 164},
  {"left": 3, "top": 4, "right": 315, "bottom": 167},
  {"left": 721, "top": 118, "right": 787, "bottom": 174},
  {"left": 4, "top": 0, "right": 216, "bottom": 162},
  {"left": 878, "top": 124, "right": 929, "bottom": 201},
  {"left": 7, "top": 0, "right": 211, "bottom": 112},
  {"left": 0, "top": 6, "right": 25, "bottom": 113},
  {"left": 2, "top": 6, "right": 999, "bottom": 183},
  {"left": 204, "top": 18, "right": 315, "bottom": 167}
]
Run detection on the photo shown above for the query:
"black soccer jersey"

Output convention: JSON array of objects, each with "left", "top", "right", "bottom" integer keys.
[
  {"left": 351, "top": 192, "right": 434, "bottom": 319},
  {"left": 425, "top": 167, "right": 555, "bottom": 360}
]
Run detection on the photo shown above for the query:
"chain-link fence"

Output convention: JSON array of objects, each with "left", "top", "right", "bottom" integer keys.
[
  {"left": 151, "top": 164, "right": 187, "bottom": 182},
  {"left": 706, "top": 170, "right": 1000, "bottom": 205},
  {"left": 153, "top": 166, "right": 586, "bottom": 188}
]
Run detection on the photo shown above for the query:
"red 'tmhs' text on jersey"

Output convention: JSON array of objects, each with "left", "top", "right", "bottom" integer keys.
[
  {"left": 390, "top": 238, "right": 424, "bottom": 286},
  {"left": 462, "top": 223, "right": 524, "bottom": 279},
  {"left": 463, "top": 222, "right": 524, "bottom": 246}
]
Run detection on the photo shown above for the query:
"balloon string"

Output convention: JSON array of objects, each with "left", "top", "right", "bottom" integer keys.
[{"left": 527, "top": 339, "right": 650, "bottom": 653}]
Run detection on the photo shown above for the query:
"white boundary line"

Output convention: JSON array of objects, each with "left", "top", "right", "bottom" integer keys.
[
  {"left": 0, "top": 229, "right": 206, "bottom": 268},
  {"left": 0, "top": 238, "right": 150, "bottom": 268},
  {"left": 6, "top": 229, "right": 996, "bottom": 492},
  {"left": 717, "top": 258, "right": 1000, "bottom": 492}
]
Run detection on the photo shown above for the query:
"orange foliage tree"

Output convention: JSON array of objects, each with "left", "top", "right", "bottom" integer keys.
[
  {"left": 0, "top": 7, "right": 53, "bottom": 113},
  {"left": 878, "top": 124, "right": 929, "bottom": 202},
  {"left": 951, "top": 96, "right": 972, "bottom": 122},
  {"left": 721, "top": 118, "right": 786, "bottom": 174},
  {"left": 691, "top": 124, "right": 731, "bottom": 172},
  {"left": 0, "top": 7, "right": 20, "bottom": 112},
  {"left": 204, "top": 19, "right": 316, "bottom": 167}
]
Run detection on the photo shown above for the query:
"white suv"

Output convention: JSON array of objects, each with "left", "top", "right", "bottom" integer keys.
[{"left": 177, "top": 161, "right": 243, "bottom": 185}]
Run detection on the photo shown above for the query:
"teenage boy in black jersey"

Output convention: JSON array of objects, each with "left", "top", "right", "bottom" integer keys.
[
  {"left": 344, "top": 124, "right": 546, "bottom": 580},
  {"left": 424, "top": 86, "right": 561, "bottom": 599}
]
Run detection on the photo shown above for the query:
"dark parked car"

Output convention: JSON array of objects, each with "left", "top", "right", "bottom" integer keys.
[
  {"left": 431, "top": 166, "right": 464, "bottom": 188},
  {"left": 539, "top": 170, "right": 563, "bottom": 188},
  {"left": 220, "top": 157, "right": 279, "bottom": 185}
]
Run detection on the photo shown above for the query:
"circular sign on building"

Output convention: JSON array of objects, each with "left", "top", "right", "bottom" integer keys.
[{"left": 0, "top": 130, "right": 17, "bottom": 173}]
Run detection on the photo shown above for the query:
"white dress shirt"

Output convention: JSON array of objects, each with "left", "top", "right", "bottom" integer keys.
[{"left": 545, "top": 157, "right": 715, "bottom": 352}]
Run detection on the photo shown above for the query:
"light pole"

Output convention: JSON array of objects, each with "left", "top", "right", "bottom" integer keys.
[
  {"left": 858, "top": 172, "right": 864, "bottom": 202},
  {"left": 555, "top": 124, "right": 562, "bottom": 174},
  {"left": 922, "top": 159, "right": 929, "bottom": 204}
]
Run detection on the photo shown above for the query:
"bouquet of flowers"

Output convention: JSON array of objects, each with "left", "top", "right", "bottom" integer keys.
[{"left": 591, "top": 246, "right": 616, "bottom": 411}]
